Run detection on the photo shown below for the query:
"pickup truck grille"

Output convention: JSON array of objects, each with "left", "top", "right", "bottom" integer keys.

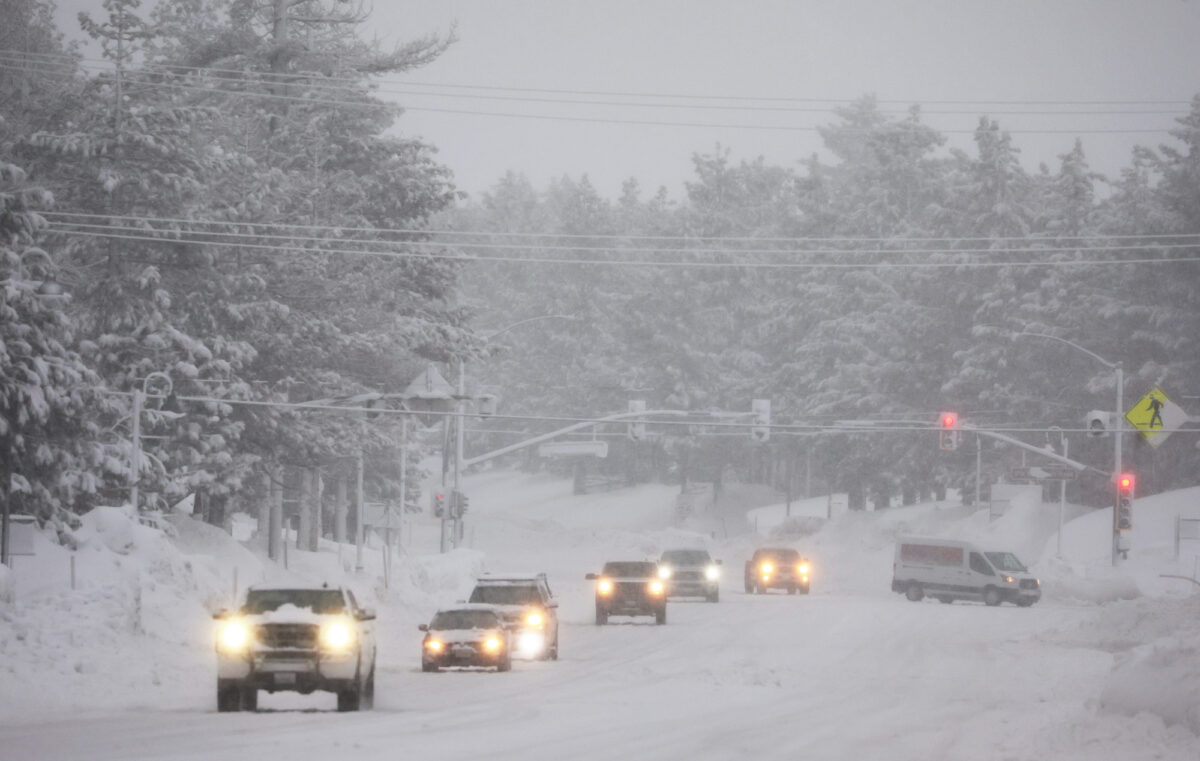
[
  {"left": 674, "top": 571, "right": 702, "bottom": 581},
  {"left": 257, "top": 623, "right": 318, "bottom": 649},
  {"left": 614, "top": 581, "right": 651, "bottom": 601}
]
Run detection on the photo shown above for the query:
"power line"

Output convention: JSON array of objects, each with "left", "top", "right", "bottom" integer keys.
[
  {"left": 39, "top": 211, "right": 1200, "bottom": 247},
  {"left": 1, "top": 48, "right": 1191, "bottom": 110},
  {"left": 49, "top": 228, "right": 1200, "bottom": 270},
  {"left": 45, "top": 219, "right": 1200, "bottom": 259},
  {"left": 0, "top": 55, "right": 1187, "bottom": 135}
]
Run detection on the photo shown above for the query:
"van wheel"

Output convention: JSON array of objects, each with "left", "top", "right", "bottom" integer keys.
[
  {"left": 983, "top": 587, "right": 1002, "bottom": 607},
  {"left": 905, "top": 584, "right": 924, "bottom": 602},
  {"left": 937, "top": 596, "right": 954, "bottom": 604},
  {"left": 1016, "top": 599, "right": 1034, "bottom": 608}
]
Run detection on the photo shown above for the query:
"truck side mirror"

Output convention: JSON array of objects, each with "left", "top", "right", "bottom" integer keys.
[
  {"left": 358, "top": 607, "right": 376, "bottom": 621},
  {"left": 585, "top": 573, "right": 598, "bottom": 580},
  {"left": 212, "top": 608, "right": 230, "bottom": 620},
  {"left": 418, "top": 623, "right": 429, "bottom": 632},
  {"left": 716, "top": 559, "right": 723, "bottom": 565}
]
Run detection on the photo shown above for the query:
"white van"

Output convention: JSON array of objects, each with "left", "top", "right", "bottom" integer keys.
[{"left": 891, "top": 536, "right": 1041, "bottom": 607}]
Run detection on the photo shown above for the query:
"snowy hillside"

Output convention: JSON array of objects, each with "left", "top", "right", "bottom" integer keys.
[{"left": 1, "top": 471, "right": 1198, "bottom": 759}]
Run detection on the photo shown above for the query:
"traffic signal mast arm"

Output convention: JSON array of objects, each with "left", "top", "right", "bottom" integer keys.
[
  {"left": 952, "top": 420, "right": 1097, "bottom": 475},
  {"left": 462, "top": 409, "right": 692, "bottom": 468}
]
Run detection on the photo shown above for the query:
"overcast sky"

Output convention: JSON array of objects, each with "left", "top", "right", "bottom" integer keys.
[{"left": 55, "top": 0, "right": 1200, "bottom": 200}]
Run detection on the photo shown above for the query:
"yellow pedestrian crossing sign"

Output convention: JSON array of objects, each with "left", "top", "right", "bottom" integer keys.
[{"left": 1124, "top": 387, "right": 1186, "bottom": 449}]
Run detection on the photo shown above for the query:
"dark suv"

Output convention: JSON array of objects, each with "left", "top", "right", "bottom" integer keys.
[
  {"left": 744, "top": 548, "right": 811, "bottom": 595},
  {"left": 467, "top": 573, "right": 559, "bottom": 660},
  {"left": 586, "top": 561, "right": 667, "bottom": 625},
  {"left": 658, "top": 548, "right": 722, "bottom": 602}
]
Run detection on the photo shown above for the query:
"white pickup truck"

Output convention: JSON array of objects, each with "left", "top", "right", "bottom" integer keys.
[{"left": 213, "top": 584, "right": 377, "bottom": 712}]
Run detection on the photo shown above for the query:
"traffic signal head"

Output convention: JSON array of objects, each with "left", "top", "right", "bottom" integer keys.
[
  {"left": 1086, "top": 410, "right": 1113, "bottom": 438},
  {"left": 938, "top": 412, "right": 960, "bottom": 451},
  {"left": 627, "top": 400, "right": 646, "bottom": 441},
  {"left": 751, "top": 399, "right": 771, "bottom": 442},
  {"left": 432, "top": 491, "right": 446, "bottom": 517},
  {"left": 1117, "top": 473, "right": 1135, "bottom": 493}
]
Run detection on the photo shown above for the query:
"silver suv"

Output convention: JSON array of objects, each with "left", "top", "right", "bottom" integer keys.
[
  {"left": 213, "top": 584, "right": 377, "bottom": 712},
  {"left": 658, "top": 549, "right": 722, "bottom": 602},
  {"left": 467, "top": 573, "right": 559, "bottom": 660}
]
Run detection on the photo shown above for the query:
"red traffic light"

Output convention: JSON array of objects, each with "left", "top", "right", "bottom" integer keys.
[
  {"left": 1117, "top": 474, "right": 1135, "bottom": 493},
  {"left": 940, "top": 412, "right": 958, "bottom": 429}
]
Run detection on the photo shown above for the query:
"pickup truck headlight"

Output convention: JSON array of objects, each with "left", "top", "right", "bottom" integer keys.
[
  {"left": 425, "top": 638, "right": 444, "bottom": 652},
  {"left": 648, "top": 580, "right": 665, "bottom": 595},
  {"left": 217, "top": 620, "right": 252, "bottom": 653},
  {"left": 320, "top": 620, "right": 357, "bottom": 651},
  {"left": 597, "top": 579, "right": 614, "bottom": 595},
  {"left": 526, "top": 611, "right": 544, "bottom": 628},
  {"left": 760, "top": 562, "right": 773, "bottom": 574},
  {"left": 798, "top": 563, "right": 810, "bottom": 575},
  {"left": 658, "top": 566, "right": 672, "bottom": 579},
  {"left": 704, "top": 565, "right": 720, "bottom": 581},
  {"left": 483, "top": 635, "right": 502, "bottom": 652}
]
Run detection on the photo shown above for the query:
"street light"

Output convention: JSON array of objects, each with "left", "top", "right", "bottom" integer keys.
[
  {"left": 1016, "top": 331, "right": 1123, "bottom": 565},
  {"left": 130, "top": 371, "right": 174, "bottom": 512},
  {"left": 448, "top": 314, "right": 578, "bottom": 549}
]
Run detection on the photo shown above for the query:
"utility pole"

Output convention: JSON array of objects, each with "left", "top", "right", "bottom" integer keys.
[
  {"left": 129, "top": 387, "right": 142, "bottom": 512},
  {"left": 454, "top": 360, "right": 466, "bottom": 546},
  {"left": 354, "top": 415, "right": 365, "bottom": 573}
]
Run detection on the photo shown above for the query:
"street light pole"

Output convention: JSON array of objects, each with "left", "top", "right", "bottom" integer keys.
[{"left": 1016, "top": 332, "right": 1123, "bottom": 566}]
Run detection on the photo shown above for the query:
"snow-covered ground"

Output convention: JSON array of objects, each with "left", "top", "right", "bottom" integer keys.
[{"left": 2, "top": 470, "right": 1199, "bottom": 760}]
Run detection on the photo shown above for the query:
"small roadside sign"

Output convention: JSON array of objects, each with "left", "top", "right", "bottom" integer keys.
[{"left": 1125, "top": 386, "right": 1187, "bottom": 449}]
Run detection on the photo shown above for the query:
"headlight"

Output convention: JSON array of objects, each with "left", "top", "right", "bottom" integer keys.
[
  {"left": 761, "top": 562, "right": 773, "bottom": 574},
  {"left": 798, "top": 563, "right": 810, "bottom": 575},
  {"left": 425, "top": 638, "right": 444, "bottom": 652},
  {"left": 526, "top": 611, "right": 543, "bottom": 628},
  {"left": 1003, "top": 575, "right": 1015, "bottom": 584},
  {"left": 217, "top": 620, "right": 252, "bottom": 653},
  {"left": 704, "top": 565, "right": 720, "bottom": 580},
  {"left": 648, "top": 580, "right": 665, "bottom": 595},
  {"left": 1035, "top": 579, "right": 1041, "bottom": 586},
  {"left": 597, "top": 579, "right": 613, "bottom": 595},
  {"left": 483, "top": 636, "right": 502, "bottom": 652},
  {"left": 320, "top": 620, "right": 356, "bottom": 650},
  {"left": 658, "top": 566, "right": 672, "bottom": 579},
  {"left": 517, "top": 630, "right": 545, "bottom": 656}
]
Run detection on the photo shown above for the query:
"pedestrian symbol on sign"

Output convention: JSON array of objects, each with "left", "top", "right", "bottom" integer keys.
[{"left": 1145, "top": 393, "right": 1164, "bottom": 429}]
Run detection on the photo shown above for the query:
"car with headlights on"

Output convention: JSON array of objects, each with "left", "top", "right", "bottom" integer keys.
[
  {"left": 586, "top": 561, "right": 667, "bottom": 624},
  {"left": 744, "top": 548, "right": 811, "bottom": 595},
  {"left": 213, "top": 584, "right": 376, "bottom": 712},
  {"left": 466, "top": 573, "right": 559, "bottom": 660},
  {"left": 419, "top": 605, "right": 512, "bottom": 672},
  {"left": 657, "top": 549, "right": 722, "bottom": 602}
]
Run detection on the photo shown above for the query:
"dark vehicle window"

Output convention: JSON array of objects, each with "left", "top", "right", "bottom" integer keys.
[
  {"left": 661, "top": 550, "right": 711, "bottom": 564},
  {"left": 430, "top": 610, "right": 501, "bottom": 630},
  {"left": 602, "top": 562, "right": 657, "bottom": 578},
  {"left": 969, "top": 553, "right": 994, "bottom": 576},
  {"left": 755, "top": 549, "right": 800, "bottom": 563},
  {"left": 243, "top": 589, "right": 346, "bottom": 614},
  {"left": 469, "top": 586, "right": 542, "bottom": 605},
  {"left": 984, "top": 552, "right": 1028, "bottom": 573}
]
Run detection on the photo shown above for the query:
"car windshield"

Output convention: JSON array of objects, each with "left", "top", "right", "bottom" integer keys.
[
  {"left": 660, "top": 550, "right": 711, "bottom": 565},
  {"left": 431, "top": 610, "right": 500, "bottom": 630},
  {"left": 602, "top": 562, "right": 657, "bottom": 578},
  {"left": 469, "top": 585, "right": 541, "bottom": 605},
  {"left": 243, "top": 589, "right": 346, "bottom": 614},
  {"left": 984, "top": 552, "right": 1028, "bottom": 573},
  {"left": 758, "top": 549, "right": 800, "bottom": 563}
]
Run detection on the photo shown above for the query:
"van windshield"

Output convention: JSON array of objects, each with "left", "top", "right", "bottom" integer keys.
[{"left": 984, "top": 552, "right": 1028, "bottom": 573}]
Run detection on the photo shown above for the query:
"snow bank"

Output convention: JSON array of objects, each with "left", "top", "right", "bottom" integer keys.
[{"left": 1096, "top": 596, "right": 1200, "bottom": 734}]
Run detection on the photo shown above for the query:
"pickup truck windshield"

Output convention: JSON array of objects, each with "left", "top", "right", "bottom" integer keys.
[
  {"left": 243, "top": 589, "right": 346, "bottom": 614},
  {"left": 661, "top": 550, "right": 711, "bottom": 564},
  {"left": 984, "top": 552, "right": 1028, "bottom": 573},
  {"left": 469, "top": 586, "right": 541, "bottom": 605},
  {"left": 602, "top": 562, "right": 657, "bottom": 578}
]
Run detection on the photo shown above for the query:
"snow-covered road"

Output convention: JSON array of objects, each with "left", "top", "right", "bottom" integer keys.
[{"left": 5, "top": 585, "right": 1189, "bottom": 761}]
